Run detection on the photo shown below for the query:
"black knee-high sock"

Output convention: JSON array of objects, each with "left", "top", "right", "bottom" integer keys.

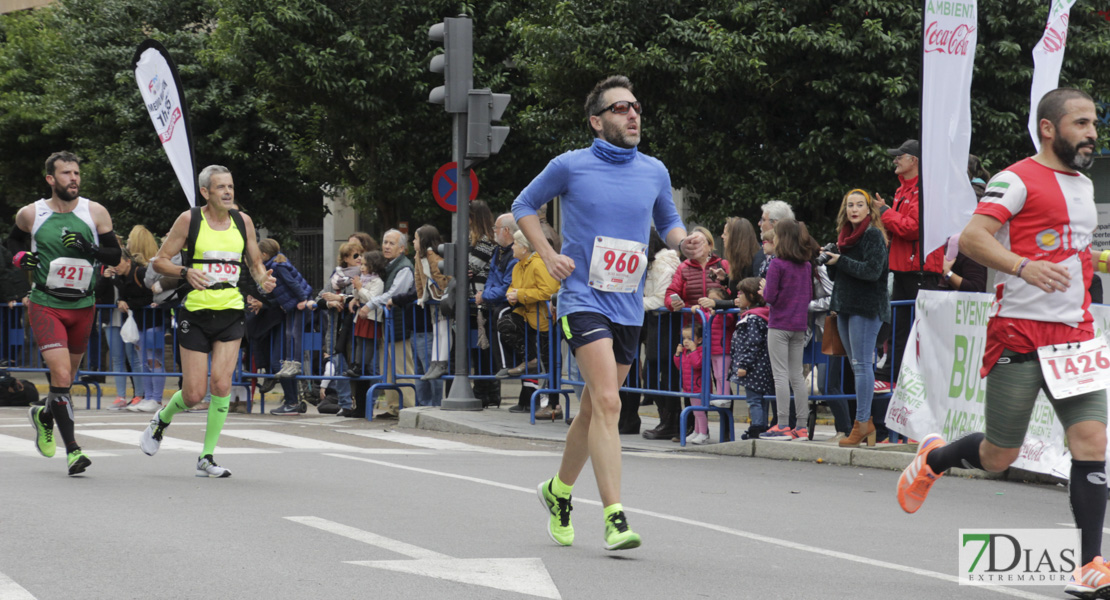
[
  {"left": 925, "top": 432, "right": 985, "bottom": 473},
  {"left": 46, "top": 386, "right": 78, "bottom": 453},
  {"left": 1070, "top": 460, "right": 1107, "bottom": 565}
]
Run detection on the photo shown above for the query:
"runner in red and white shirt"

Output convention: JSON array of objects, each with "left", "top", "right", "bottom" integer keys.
[
  {"left": 974, "top": 154, "right": 1097, "bottom": 375},
  {"left": 895, "top": 88, "right": 1110, "bottom": 599}
]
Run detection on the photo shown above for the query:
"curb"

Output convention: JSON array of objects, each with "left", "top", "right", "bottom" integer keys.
[{"left": 403, "top": 407, "right": 1068, "bottom": 487}]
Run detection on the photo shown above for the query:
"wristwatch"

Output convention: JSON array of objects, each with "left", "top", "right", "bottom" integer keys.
[
  {"left": 180, "top": 267, "right": 189, "bottom": 278},
  {"left": 943, "top": 270, "right": 954, "bottom": 281}
]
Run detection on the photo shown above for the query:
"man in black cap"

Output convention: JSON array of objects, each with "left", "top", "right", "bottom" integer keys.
[{"left": 872, "top": 140, "right": 944, "bottom": 407}]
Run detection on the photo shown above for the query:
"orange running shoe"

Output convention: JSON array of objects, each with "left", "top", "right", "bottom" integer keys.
[
  {"left": 1065, "top": 556, "right": 1110, "bottom": 599},
  {"left": 897, "top": 433, "right": 945, "bottom": 514}
]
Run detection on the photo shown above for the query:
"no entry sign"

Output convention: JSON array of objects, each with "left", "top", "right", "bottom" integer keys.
[{"left": 432, "top": 162, "right": 479, "bottom": 213}]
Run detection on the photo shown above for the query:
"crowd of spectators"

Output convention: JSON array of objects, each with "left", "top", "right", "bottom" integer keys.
[{"left": 0, "top": 146, "right": 1033, "bottom": 433}]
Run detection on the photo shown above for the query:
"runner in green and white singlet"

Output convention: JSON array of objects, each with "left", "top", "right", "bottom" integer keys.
[{"left": 9, "top": 151, "right": 122, "bottom": 476}]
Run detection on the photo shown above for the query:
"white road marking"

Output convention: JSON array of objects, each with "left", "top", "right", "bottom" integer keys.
[
  {"left": 221, "top": 429, "right": 372, "bottom": 451},
  {"left": 287, "top": 516, "right": 560, "bottom": 599},
  {"left": 341, "top": 430, "right": 561, "bottom": 456},
  {"left": 0, "top": 570, "right": 36, "bottom": 599},
  {"left": 0, "top": 434, "right": 37, "bottom": 454},
  {"left": 327, "top": 454, "right": 1056, "bottom": 600},
  {"left": 287, "top": 516, "right": 448, "bottom": 559},
  {"left": 1, "top": 422, "right": 238, "bottom": 428},
  {"left": 1055, "top": 523, "right": 1110, "bottom": 535},
  {"left": 78, "top": 430, "right": 274, "bottom": 454}
]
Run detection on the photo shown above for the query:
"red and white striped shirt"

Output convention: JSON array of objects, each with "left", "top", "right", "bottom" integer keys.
[{"left": 974, "top": 157, "right": 1096, "bottom": 376}]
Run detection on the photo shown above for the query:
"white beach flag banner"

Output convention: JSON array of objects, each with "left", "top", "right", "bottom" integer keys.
[
  {"left": 1028, "top": 0, "right": 1079, "bottom": 151},
  {"left": 132, "top": 40, "right": 198, "bottom": 207},
  {"left": 887, "top": 291, "right": 1110, "bottom": 481},
  {"left": 920, "top": 0, "right": 978, "bottom": 262}
]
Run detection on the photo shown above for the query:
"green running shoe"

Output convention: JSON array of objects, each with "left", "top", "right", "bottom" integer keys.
[
  {"left": 67, "top": 449, "right": 91, "bottom": 475},
  {"left": 28, "top": 406, "right": 55, "bottom": 458},
  {"left": 537, "top": 479, "right": 573, "bottom": 546},
  {"left": 604, "top": 509, "right": 641, "bottom": 551}
]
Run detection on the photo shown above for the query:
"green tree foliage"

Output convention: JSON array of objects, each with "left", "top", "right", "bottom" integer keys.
[
  {"left": 0, "top": 8, "right": 67, "bottom": 210},
  {"left": 0, "top": 0, "right": 320, "bottom": 239},
  {"left": 203, "top": 0, "right": 549, "bottom": 233},
  {"left": 507, "top": 0, "right": 1110, "bottom": 239},
  {"left": 1, "top": 1, "right": 1108, "bottom": 243}
]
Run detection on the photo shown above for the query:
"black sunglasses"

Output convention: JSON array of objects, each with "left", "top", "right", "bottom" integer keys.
[{"left": 594, "top": 100, "right": 642, "bottom": 116}]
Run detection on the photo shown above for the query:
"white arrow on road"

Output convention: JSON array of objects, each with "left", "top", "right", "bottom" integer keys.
[{"left": 285, "top": 516, "right": 561, "bottom": 599}]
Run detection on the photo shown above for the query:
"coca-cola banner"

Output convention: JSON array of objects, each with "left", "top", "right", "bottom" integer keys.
[
  {"left": 132, "top": 40, "right": 198, "bottom": 207},
  {"left": 1028, "top": 0, "right": 1079, "bottom": 151},
  {"left": 920, "top": 1, "right": 978, "bottom": 264},
  {"left": 887, "top": 290, "right": 1110, "bottom": 481}
]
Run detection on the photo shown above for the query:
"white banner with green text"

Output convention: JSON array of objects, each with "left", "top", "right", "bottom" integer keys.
[{"left": 887, "top": 290, "right": 1110, "bottom": 480}]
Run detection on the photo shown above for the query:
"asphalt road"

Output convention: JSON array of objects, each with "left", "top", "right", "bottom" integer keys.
[{"left": 0, "top": 407, "right": 1082, "bottom": 600}]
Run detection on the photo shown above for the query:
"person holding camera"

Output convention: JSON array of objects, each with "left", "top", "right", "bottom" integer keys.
[{"left": 821, "top": 189, "right": 890, "bottom": 447}]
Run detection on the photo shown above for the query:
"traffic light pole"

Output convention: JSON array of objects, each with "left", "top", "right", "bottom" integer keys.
[{"left": 441, "top": 112, "right": 482, "bottom": 411}]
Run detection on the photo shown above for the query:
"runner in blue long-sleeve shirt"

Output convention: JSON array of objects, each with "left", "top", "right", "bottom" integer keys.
[{"left": 514, "top": 75, "right": 692, "bottom": 551}]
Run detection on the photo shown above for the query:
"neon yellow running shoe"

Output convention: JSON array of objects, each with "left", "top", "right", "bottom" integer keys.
[
  {"left": 28, "top": 406, "right": 55, "bottom": 458},
  {"left": 604, "top": 508, "right": 641, "bottom": 551},
  {"left": 537, "top": 479, "right": 573, "bottom": 546},
  {"left": 67, "top": 449, "right": 90, "bottom": 475}
]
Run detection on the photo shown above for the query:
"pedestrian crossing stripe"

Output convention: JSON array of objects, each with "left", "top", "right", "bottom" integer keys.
[
  {"left": 0, "top": 434, "right": 119, "bottom": 457},
  {"left": 0, "top": 428, "right": 704, "bottom": 459},
  {"left": 80, "top": 430, "right": 278, "bottom": 454}
]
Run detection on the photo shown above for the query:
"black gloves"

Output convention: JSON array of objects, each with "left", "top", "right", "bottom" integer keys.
[
  {"left": 12, "top": 251, "right": 38, "bottom": 271},
  {"left": 62, "top": 230, "right": 97, "bottom": 257}
]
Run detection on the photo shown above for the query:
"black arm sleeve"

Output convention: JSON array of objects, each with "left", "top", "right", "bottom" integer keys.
[
  {"left": 6, "top": 227, "right": 30, "bottom": 255},
  {"left": 96, "top": 230, "right": 122, "bottom": 267}
]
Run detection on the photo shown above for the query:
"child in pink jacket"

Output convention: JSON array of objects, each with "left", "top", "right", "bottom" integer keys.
[{"left": 674, "top": 323, "right": 708, "bottom": 444}]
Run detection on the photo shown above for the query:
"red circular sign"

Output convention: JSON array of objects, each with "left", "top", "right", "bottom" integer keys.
[{"left": 432, "top": 162, "right": 479, "bottom": 212}]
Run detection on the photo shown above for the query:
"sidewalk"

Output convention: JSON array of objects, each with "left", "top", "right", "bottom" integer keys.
[
  {"left": 34, "top": 368, "right": 1064, "bottom": 487},
  {"left": 399, "top": 403, "right": 1065, "bottom": 487}
]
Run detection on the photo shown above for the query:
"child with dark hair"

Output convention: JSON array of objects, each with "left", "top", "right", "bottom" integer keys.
[
  {"left": 763, "top": 219, "right": 814, "bottom": 438},
  {"left": 674, "top": 322, "right": 708, "bottom": 444},
  {"left": 727, "top": 277, "right": 774, "bottom": 440}
]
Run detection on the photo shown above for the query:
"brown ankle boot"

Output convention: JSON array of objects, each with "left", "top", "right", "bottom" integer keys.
[
  {"left": 839, "top": 421, "right": 862, "bottom": 447},
  {"left": 839, "top": 418, "right": 878, "bottom": 447}
]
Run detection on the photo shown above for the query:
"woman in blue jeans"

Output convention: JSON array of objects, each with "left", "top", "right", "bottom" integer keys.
[{"left": 822, "top": 188, "right": 890, "bottom": 447}]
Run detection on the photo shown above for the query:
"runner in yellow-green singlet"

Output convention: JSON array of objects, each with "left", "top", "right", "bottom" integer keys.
[{"left": 139, "top": 165, "right": 275, "bottom": 477}]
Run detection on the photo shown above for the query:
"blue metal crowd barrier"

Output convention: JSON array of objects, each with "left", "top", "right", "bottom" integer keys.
[
  {"left": 534, "top": 298, "right": 915, "bottom": 445},
  {"left": 3, "top": 294, "right": 915, "bottom": 436}
]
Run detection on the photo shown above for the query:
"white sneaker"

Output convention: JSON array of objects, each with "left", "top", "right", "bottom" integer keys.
[
  {"left": 108, "top": 397, "right": 129, "bottom": 411},
  {"left": 277, "top": 360, "right": 302, "bottom": 378},
  {"left": 709, "top": 399, "right": 731, "bottom": 408},
  {"left": 139, "top": 413, "right": 168, "bottom": 456},
  {"left": 691, "top": 433, "right": 710, "bottom": 445},
  {"left": 196, "top": 455, "right": 231, "bottom": 478},
  {"left": 132, "top": 399, "right": 162, "bottom": 413}
]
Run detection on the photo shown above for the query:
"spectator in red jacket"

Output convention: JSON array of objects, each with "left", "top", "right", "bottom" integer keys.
[
  {"left": 873, "top": 139, "right": 944, "bottom": 389},
  {"left": 666, "top": 227, "right": 733, "bottom": 399}
]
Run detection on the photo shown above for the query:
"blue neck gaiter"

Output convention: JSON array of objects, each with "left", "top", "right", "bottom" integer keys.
[{"left": 591, "top": 138, "right": 638, "bottom": 164}]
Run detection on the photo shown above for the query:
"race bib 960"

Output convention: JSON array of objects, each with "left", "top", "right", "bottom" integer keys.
[{"left": 587, "top": 236, "right": 647, "bottom": 294}]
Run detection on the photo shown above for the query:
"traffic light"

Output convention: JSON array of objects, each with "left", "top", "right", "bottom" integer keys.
[
  {"left": 466, "top": 88, "right": 511, "bottom": 164},
  {"left": 437, "top": 242, "right": 456, "bottom": 277},
  {"left": 427, "top": 17, "right": 473, "bottom": 113}
]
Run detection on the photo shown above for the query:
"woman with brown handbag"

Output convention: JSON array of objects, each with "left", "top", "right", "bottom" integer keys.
[{"left": 821, "top": 189, "right": 890, "bottom": 447}]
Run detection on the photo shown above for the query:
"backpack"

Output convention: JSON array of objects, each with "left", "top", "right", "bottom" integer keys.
[
  {"left": 180, "top": 206, "right": 249, "bottom": 292},
  {"left": 0, "top": 373, "right": 38, "bottom": 407}
]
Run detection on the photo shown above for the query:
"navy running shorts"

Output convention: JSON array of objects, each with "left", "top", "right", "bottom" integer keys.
[{"left": 559, "top": 311, "right": 640, "bottom": 366}]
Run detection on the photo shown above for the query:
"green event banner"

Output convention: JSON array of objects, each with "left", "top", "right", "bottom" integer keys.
[{"left": 888, "top": 290, "right": 1110, "bottom": 479}]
